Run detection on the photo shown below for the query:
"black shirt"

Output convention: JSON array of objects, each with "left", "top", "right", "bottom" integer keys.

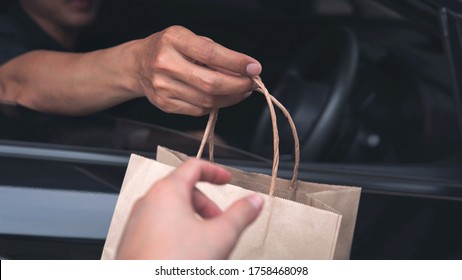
[{"left": 0, "top": 3, "right": 65, "bottom": 64}]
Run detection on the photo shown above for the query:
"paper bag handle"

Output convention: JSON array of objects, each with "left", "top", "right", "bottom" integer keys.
[{"left": 196, "top": 76, "right": 300, "bottom": 196}]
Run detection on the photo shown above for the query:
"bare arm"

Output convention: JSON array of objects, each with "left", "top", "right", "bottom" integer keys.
[
  {"left": 0, "top": 25, "right": 262, "bottom": 116},
  {"left": 0, "top": 40, "right": 143, "bottom": 115}
]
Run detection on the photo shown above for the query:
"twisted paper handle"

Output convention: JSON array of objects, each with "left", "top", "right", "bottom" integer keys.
[{"left": 196, "top": 76, "right": 300, "bottom": 196}]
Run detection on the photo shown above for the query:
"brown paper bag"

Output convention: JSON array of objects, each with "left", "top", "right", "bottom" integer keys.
[
  {"left": 158, "top": 146, "right": 361, "bottom": 259},
  {"left": 101, "top": 77, "right": 361, "bottom": 259}
]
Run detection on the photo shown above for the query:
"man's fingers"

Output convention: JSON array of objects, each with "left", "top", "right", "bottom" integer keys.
[
  {"left": 149, "top": 49, "right": 254, "bottom": 107},
  {"left": 176, "top": 59, "right": 256, "bottom": 96},
  {"left": 172, "top": 26, "right": 262, "bottom": 76}
]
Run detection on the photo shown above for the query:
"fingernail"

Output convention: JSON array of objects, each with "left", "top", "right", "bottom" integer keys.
[
  {"left": 246, "top": 63, "right": 262, "bottom": 76},
  {"left": 244, "top": 91, "right": 252, "bottom": 98},
  {"left": 247, "top": 194, "right": 264, "bottom": 209}
]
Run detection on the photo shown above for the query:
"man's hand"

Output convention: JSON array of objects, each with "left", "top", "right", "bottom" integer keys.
[
  {"left": 0, "top": 25, "right": 261, "bottom": 116},
  {"left": 115, "top": 158, "right": 264, "bottom": 260},
  {"left": 136, "top": 25, "right": 262, "bottom": 116}
]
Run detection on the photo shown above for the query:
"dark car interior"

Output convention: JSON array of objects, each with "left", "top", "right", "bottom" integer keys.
[
  {"left": 1, "top": 0, "right": 462, "bottom": 259},
  {"left": 75, "top": 0, "right": 460, "bottom": 166},
  {"left": 2, "top": 0, "right": 460, "bottom": 164}
]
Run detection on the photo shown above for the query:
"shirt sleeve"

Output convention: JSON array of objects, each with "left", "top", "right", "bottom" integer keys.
[{"left": 0, "top": 15, "right": 28, "bottom": 65}]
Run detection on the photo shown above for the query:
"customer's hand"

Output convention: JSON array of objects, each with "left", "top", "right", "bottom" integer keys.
[
  {"left": 116, "top": 158, "right": 264, "bottom": 259},
  {"left": 136, "top": 25, "right": 262, "bottom": 116}
]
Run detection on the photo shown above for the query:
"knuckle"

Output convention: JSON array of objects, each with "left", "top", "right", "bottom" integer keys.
[
  {"left": 161, "top": 103, "right": 176, "bottom": 114},
  {"left": 151, "top": 52, "right": 169, "bottom": 71},
  {"left": 151, "top": 95, "right": 171, "bottom": 112},
  {"left": 199, "top": 75, "right": 219, "bottom": 94},
  {"left": 199, "top": 95, "right": 215, "bottom": 108},
  {"left": 154, "top": 98, "right": 166, "bottom": 110},
  {"left": 188, "top": 106, "right": 210, "bottom": 116},
  {"left": 160, "top": 25, "right": 181, "bottom": 42},
  {"left": 165, "top": 25, "right": 185, "bottom": 34},
  {"left": 192, "top": 107, "right": 210, "bottom": 117},
  {"left": 197, "top": 41, "right": 217, "bottom": 62},
  {"left": 158, "top": 25, "right": 189, "bottom": 48},
  {"left": 150, "top": 76, "right": 166, "bottom": 91}
]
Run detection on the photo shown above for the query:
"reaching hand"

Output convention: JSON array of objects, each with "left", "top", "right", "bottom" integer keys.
[
  {"left": 1, "top": 25, "right": 261, "bottom": 116},
  {"left": 136, "top": 25, "right": 262, "bottom": 116},
  {"left": 116, "top": 158, "right": 264, "bottom": 259}
]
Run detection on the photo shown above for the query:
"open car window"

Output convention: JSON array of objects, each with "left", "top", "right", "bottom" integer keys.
[{"left": 1, "top": 0, "right": 462, "bottom": 260}]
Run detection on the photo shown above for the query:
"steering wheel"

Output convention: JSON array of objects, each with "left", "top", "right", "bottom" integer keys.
[{"left": 251, "top": 27, "right": 359, "bottom": 161}]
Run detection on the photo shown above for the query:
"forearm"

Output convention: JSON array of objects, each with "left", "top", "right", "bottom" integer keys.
[
  {"left": 0, "top": 40, "right": 144, "bottom": 116},
  {"left": 0, "top": 25, "right": 261, "bottom": 117}
]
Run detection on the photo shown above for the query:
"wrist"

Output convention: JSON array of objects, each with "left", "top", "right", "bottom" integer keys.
[{"left": 101, "top": 39, "right": 146, "bottom": 100}]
